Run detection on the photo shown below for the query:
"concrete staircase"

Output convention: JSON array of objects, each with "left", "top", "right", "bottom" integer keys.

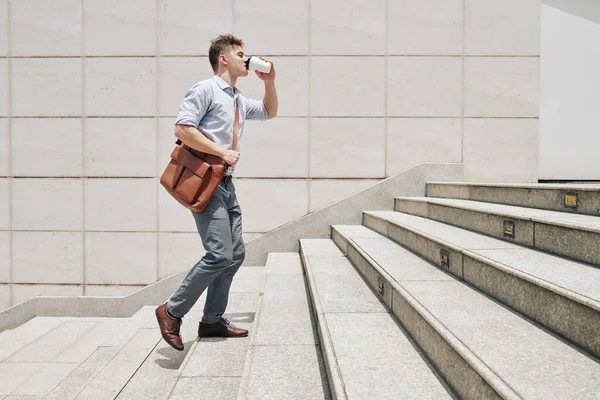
[
  {"left": 1, "top": 182, "right": 600, "bottom": 399},
  {"left": 309, "top": 182, "right": 600, "bottom": 399}
]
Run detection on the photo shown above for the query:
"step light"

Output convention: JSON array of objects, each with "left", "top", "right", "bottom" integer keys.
[
  {"left": 504, "top": 221, "right": 515, "bottom": 239},
  {"left": 564, "top": 193, "right": 578, "bottom": 209}
]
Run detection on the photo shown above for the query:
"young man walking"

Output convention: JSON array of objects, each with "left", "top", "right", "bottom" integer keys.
[{"left": 156, "top": 34, "right": 278, "bottom": 351}]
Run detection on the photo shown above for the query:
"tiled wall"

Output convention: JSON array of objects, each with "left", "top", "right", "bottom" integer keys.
[{"left": 0, "top": 0, "right": 540, "bottom": 307}]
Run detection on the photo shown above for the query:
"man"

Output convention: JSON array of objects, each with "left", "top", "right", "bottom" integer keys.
[{"left": 155, "top": 34, "right": 278, "bottom": 351}]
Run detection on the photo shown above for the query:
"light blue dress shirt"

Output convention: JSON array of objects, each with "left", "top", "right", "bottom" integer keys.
[{"left": 175, "top": 75, "right": 268, "bottom": 155}]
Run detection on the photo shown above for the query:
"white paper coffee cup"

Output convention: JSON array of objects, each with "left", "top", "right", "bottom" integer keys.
[{"left": 245, "top": 56, "right": 271, "bottom": 73}]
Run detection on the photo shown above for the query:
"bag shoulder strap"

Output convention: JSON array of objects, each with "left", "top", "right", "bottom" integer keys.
[{"left": 232, "top": 99, "right": 240, "bottom": 152}]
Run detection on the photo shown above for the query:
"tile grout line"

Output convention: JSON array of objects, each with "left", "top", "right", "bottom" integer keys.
[
  {"left": 155, "top": 0, "right": 161, "bottom": 284},
  {"left": 232, "top": 0, "right": 236, "bottom": 33},
  {"left": 7, "top": 0, "right": 13, "bottom": 307},
  {"left": 3, "top": 176, "right": 392, "bottom": 181},
  {"left": 384, "top": 0, "right": 388, "bottom": 178},
  {"left": 0, "top": 115, "right": 542, "bottom": 120},
  {"left": 461, "top": 0, "right": 466, "bottom": 166},
  {"left": 81, "top": 0, "right": 87, "bottom": 296},
  {"left": 306, "top": 0, "right": 312, "bottom": 215},
  {"left": 0, "top": 54, "right": 544, "bottom": 59}
]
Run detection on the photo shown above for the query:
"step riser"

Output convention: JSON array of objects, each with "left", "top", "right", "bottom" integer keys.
[
  {"left": 427, "top": 184, "right": 600, "bottom": 217},
  {"left": 332, "top": 232, "right": 509, "bottom": 400},
  {"left": 395, "top": 198, "right": 600, "bottom": 267},
  {"left": 363, "top": 213, "right": 600, "bottom": 359}
]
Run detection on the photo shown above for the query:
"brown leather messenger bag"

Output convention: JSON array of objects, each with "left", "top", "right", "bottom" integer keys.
[{"left": 159, "top": 101, "right": 239, "bottom": 213}]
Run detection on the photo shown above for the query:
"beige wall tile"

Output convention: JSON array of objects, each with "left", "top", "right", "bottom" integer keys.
[
  {"left": 0, "top": 0, "right": 7, "bottom": 57},
  {"left": 85, "top": 178, "right": 157, "bottom": 231},
  {"left": 0, "top": 59, "right": 7, "bottom": 116},
  {"left": 237, "top": 57, "right": 309, "bottom": 117},
  {"left": 85, "top": 0, "right": 157, "bottom": 56},
  {"left": 13, "top": 284, "right": 83, "bottom": 304},
  {"left": 311, "top": 57, "right": 385, "bottom": 116},
  {"left": 388, "top": 0, "right": 463, "bottom": 55},
  {"left": 12, "top": 118, "right": 83, "bottom": 177},
  {"left": 311, "top": 118, "right": 385, "bottom": 178},
  {"left": 159, "top": 57, "right": 214, "bottom": 116},
  {"left": 234, "top": 179, "right": 308, "bottom": 232},
  {"left": 465, "top": 57, "right": 540, "bottom": 117},
  {"left": 311, "top": 0, "right": 385, "bottom": 55},
  {"left": 12, "top": 231, "right": 82, "bottom": 284},
  {"left": 235, "top": 0, "right": 309, "bottom": 55},
  {"left": 388, "top": 56, "right": 462, "bottom": 117},
  {"left": 11, "top": 0, "right": 82, "bottom": 56},
  {"left": 235, "top": 118, "right": 308, "bottom": 178},
  {"left": 309, "top": 179, "right": 378, "bottom": 212},
  {"left": 11, "top": 58, "right": 82, "bottom": 117},
  {"left": 85, "top": 285, "right": 141, "bottom": 296},
  {"left": 387, "top": 118, "right": 462, "bottom": 175},
  {"left": 157, "top": 182, "right": 197, "bottom": 232},
  {"left": 158, "top": 117, "right": 179, "bottom": 176},
  {"left": 465, "top": 0, "right": 541, "bottom": 56},
  {"left": 158, "top": 232, "right": 204, "bottom": 279},
  {"left": 85, "top": 232, "right": 157, "bottom": 285},
  {"left": 0, "top": 231, "right": 9, "bottom": 282},
  {"left": 0, "top": 179, "right": 7, "bottom": 230},
  {"left": 464, "top": 118, "right": 538, "bottom": 182},
  {"left": 12, "top": 178, "right": 83, "bottom": 231},
  {"left": 159, "top": 0, "right": 233, "bottom": 55},
  {"left": 85, "top": 58, "right": 156, "bottom": 116},
  {"left": 85, "top": 118, "right": 157, "bottom": 177},
  {"left": 0, "top": 284, "right": 9, "bottom": 309},
  {"left": 0, "top": 119, "right": 7, "bottom": 175}
]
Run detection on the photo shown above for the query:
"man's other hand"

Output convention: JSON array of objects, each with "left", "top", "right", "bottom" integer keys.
[{"left": 222, "top": 150, "right": 241, "bottom": 166}]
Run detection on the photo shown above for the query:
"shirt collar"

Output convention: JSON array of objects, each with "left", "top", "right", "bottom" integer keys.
[{"left": 212, "top": 75, "right": 240, "bottom": 96}]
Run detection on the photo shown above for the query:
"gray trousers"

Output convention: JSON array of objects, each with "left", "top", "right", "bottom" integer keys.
[{"left": 167, "top": 180, "right": 245, "bottom": 323}]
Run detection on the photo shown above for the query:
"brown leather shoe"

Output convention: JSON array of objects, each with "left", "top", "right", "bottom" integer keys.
[
  {"left": 155, "top": 303, "right": 184, "bottom": 351},
  {"left": 198, "top": 318, "right": 248, "bottom": 338}
]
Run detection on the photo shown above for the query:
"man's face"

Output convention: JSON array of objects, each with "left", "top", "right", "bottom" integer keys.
[{"left": 224, "top": 45, "right": 248, "bottom": 78}]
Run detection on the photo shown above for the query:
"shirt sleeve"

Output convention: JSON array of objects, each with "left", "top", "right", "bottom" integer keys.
[
  {"left": 175, "top": 82, "right": 211, "bottom": 127},
  {"left": 241, "top": 95, "right": 268, "bottom": 121}
]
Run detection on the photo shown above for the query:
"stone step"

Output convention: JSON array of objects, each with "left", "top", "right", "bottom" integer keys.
[
  {"left": 237, "top": 253, "right": 329, "bottom": 400},
  {"left": 394, "top": 196, "right": 600, "bottom": 266},
  {"left": 427, "top": 181, "right": 600, "bottom": 216},
  {"left": 114, "top": 266, "right": 265, "bottom": 400},
  {"left": 0, "top": 317, "right": 70, "bottom": 362},
  {"left": 0, "top": 314, "right": 133, "bottom": 398},
  {"left": 332, "top": 224, "right": 600, "bottom": 400},
  {"left": 361, "top": 210, "right": 600, "bottom": 359},
  {"left": 0, "top": 266, "right": 267, "bottom": 399},
  {"left": 47, "top": 307, "right": 159, "bottom": 400},
  {"left": 299, "top": 240, "right": 454, "bottom": 400},
  {"left": 168, "top": 266, "right": 264, "bottom": 400}
]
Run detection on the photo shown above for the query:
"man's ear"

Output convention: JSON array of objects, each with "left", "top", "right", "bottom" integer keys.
[{"left": 219, "top": 54, "right": 227, "bottom": 67}]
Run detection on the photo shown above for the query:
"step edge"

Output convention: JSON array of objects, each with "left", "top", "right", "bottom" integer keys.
[
  {"left": 426, "top": 182, "right": 600, "bottom": 191},
  {"left": 333, "top": 228, "right": 520, "bottom": 400},
  {"left": 299, "top": 241, "right": 348, "bottom": 400},
  {"left": 236, "top": 256, "right": 270, "bottom": 400},
  {"left": 362, "top": 213, "right": 600, "bottom": 359},
  {"left": 394, "top": 197, "right": 600, "bottom": 234},
  {"left": 365, "top": 212, "right": 600, "bottom": 312}
]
